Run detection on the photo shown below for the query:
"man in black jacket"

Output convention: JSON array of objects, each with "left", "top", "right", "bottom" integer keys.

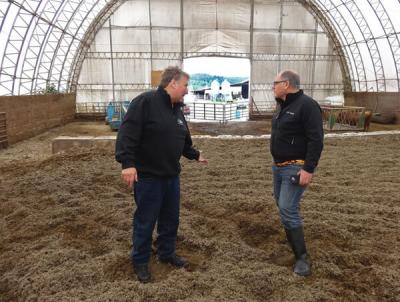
[
  {"left": 270, "top": 70, "right": 323, "bottom": 276},
  {"left": 116, "top": 66, "right": 207, "bottom": 283}
]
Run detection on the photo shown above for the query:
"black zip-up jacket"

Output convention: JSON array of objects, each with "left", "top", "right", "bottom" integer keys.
[
  {"left": 270, "top": 90, "right": 324, "bottom": 173},
  {"left": 115, "top": 86, "right": 199, "bottom": 178}
]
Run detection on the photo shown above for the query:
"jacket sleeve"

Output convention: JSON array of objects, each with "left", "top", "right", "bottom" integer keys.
[
  {"left": 302, "top": 100, "right": 324, "bottom": 173},
  {"left": 115, "top": 95, "right": 147, "bottom": 169},
  {"left": 182, "top": 115, "right": 200, "bottom": 160}
]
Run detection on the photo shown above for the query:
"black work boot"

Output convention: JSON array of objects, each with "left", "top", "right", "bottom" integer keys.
[
  {"left": 133, "top": 263, "right": 151, "bottom": 283},
  {"left": 159, "top": 254, "right": 188, "bottom": 268},
  {"left": 285, "top": 227, "right": 311, "bottom": 277}
]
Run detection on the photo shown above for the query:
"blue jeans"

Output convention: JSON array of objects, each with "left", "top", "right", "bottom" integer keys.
[
  {"left": 272, "top": 165, "right": 306, "bottom": 230},
  {"left": 132, "top": 176, "right": 180, "bottom": 265}
]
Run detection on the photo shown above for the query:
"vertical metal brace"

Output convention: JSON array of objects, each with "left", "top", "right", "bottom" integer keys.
[
  {"left": 109, "top": 18, "right": 115, "bottom": 101},
  {"left": 249, "top": 0, "right": 254, "bottom": 110}
]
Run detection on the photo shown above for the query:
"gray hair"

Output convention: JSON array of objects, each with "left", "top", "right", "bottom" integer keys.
[
  {"left": 279, "top": 70, "right": 300, "bottom": 89},
  {"left": 160, "top": 66, "right": 189, "bottom": 88}
]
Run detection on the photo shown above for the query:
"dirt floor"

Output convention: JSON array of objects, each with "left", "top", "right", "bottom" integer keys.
[
  {"left": 189, "top": 120, "right": 400, "bottom": 136},
  {"left": 1, "top": 121, "right": 400, "bottom": 301}
]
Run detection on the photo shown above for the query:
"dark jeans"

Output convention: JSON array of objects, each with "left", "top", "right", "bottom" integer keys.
[
  {"left": 272, "top": 164, "right": 306, "bottom": 230},
  {"left": 132, "top": 176, "right": 180, "bottom": 265}
]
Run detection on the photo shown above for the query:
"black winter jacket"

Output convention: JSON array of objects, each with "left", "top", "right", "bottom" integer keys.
[
  {"left": 270, "top": 90, "right": 324, "bottom": 173},
  {"left": 115, "top": 87, "right": 199, "bottom": 178}
]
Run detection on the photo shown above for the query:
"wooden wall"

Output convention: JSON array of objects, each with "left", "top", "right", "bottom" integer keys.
[{"left": 0, "top": 93, "right": 76, "bottom": 144}]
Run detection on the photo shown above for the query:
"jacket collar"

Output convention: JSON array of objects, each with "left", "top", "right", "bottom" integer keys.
[
  {"left": 276, "top": 90, "right": 303, "bottom": 108},
  {"left": 157, "top": 86, "right": 172, "bottom": 107},
  {"left": 157, "top": 86, "right": 183, "bottom": 109}
]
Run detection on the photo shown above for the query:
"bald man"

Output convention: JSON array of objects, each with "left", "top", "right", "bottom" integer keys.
[{"left": 270, "top": 70, "right": 324, "bottom": 276}]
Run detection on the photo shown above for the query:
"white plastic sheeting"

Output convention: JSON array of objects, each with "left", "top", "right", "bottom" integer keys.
[{"left": 77, "top": 0, "right": 344, "bottom": 109}]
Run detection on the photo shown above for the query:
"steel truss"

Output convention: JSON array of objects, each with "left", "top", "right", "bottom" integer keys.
[
  {"left": 0, "top": 0, "right": 399, "bottom": 96},
  {"left": 68, "top": 0, "right": 122, "bottom": 93},
  {"left": 302, "top": 0, "right": 352, "bottom": 91},
  {"left": 252, "top": 83, "right": 343, "bottom": 91},
  {"left": 339, "top": 0, "right": 385, "bottom": 91},
  {"left": 310, "top": 0, "right": 400, "bottom": 91},
  {"left": 77, "top": 83, "right": 152, "bottom": 90},
  {"left": 0, "top": 0, "right": 110, "bottom": 95},
  {"left": 311, "top": 0, "right": 367, "bottom": 91},
  {"left": 366, "top": 0, "right": 400, "bottom": 90},
  {"left": 85, "top": 51, "right": 339, "bottom": 62}
]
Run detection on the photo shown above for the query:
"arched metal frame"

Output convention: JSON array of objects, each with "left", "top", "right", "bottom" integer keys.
[
  {"left": 366, "top": 0, "right": 400, "bottom": 90},
  {"left": 0, "top": 0, "right": 399, "bottom": 96}
]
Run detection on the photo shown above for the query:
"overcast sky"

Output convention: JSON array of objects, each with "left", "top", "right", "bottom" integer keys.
[{"left": 183, "top": 57, "right": 251, "bottom": 78}]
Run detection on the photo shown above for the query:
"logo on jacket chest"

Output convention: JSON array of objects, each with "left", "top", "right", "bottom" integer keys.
[
  {"left": 177, "top": 118, "right": 184, "bottom": 126},
  {"left": 274, "top": 110, "right": 295, "bottom": 120}
]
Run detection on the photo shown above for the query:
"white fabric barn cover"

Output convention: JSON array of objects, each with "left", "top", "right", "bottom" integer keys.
[{"left": 1, "top": 0, "right": 399, "bottom": 110}]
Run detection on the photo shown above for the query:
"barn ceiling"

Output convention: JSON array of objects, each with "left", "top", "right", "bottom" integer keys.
[{"left": 0, "top": 0, "right": 399, "bottom": 96}]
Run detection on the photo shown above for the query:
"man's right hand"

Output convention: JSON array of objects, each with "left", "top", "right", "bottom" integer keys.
[
  {"left": 297, "top": 169, "right": 313, "bottom": 187},
  {"left": 121, "top": 167, "right": 138, "bottom": 188}
]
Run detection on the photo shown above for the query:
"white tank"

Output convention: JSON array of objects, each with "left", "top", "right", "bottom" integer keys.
[{"left": 211, "top": 80, "right": 220, "bottom": 92}]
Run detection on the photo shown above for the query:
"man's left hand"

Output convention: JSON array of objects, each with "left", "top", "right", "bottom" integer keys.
[
  {"left": 297, "top": 169, "right": 313, "bottom": 187},
  {"left": 198, "top": 153, "right": 208, "bottom": 164}
]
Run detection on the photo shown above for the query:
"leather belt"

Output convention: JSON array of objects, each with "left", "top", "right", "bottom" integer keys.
[{"left": 275, "top": 159, "right": 305, "bottom": 167}]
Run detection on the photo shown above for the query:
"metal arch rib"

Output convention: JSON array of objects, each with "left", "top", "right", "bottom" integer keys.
[
  {"left": 3, "top": 0, "right": 399, "bottom": 95},
  {"left": 31, "top": 0, "right": 82, "bottom": 94},
  {"left": 57, "top": 1, "right": 106, "bottom": 92},
  {"left": 313, "top": 0, "right": 367, "bottom": 92},
  {"left": 68, "top": 0, "right": 126, "bottom": 92},
  {"left": 13, "top": 0, "right": 47, "bottom": 95},
  {"left": 338, "top": 0, "right": 385, "bottom": 92},
  {"left": 45, "top": 0, "right": 90, "bottom": 92},
  {"left": 0, "top": 2, "right": 12, "bottom": 36},
  {"left": 301, "top": 0, "right": 352, "bottom": 92},
  {"left": 0, "top": 0, "right": 37, "bottom": 95},
  {"left": 366, "top": 0, "right": 400, "bottom": 91},
  {"left": 315, "top": 0, "right": 366, "bottom": 91},
  {"left": 51, "top": 0, "right": 103, "bottom": 92},
  {"left": 0, "top": 2, "right": 11, "bottom": 32},
  {"left": 16, "top": 0, "right": 69, "bottom": 95},
  {"left": 35, "top": 1, "right": 105, "bottom": 94}
]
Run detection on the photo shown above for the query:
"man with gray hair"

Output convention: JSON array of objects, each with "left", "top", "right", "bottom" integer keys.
[
  {"left": 116, "top": 66, "right": 207, "bottom": 283},
  {"left": 270, "top": 70, "right": 324, "bottom": 276}
]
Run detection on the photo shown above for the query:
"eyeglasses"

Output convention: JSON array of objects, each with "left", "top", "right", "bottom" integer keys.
[{"left": 272, "top": 80, "right": 288, "bottom": 87}]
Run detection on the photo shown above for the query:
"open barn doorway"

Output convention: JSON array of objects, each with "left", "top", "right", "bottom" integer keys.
[{"left": 183, "top": 57, "right": 250, "bottom": 123}]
